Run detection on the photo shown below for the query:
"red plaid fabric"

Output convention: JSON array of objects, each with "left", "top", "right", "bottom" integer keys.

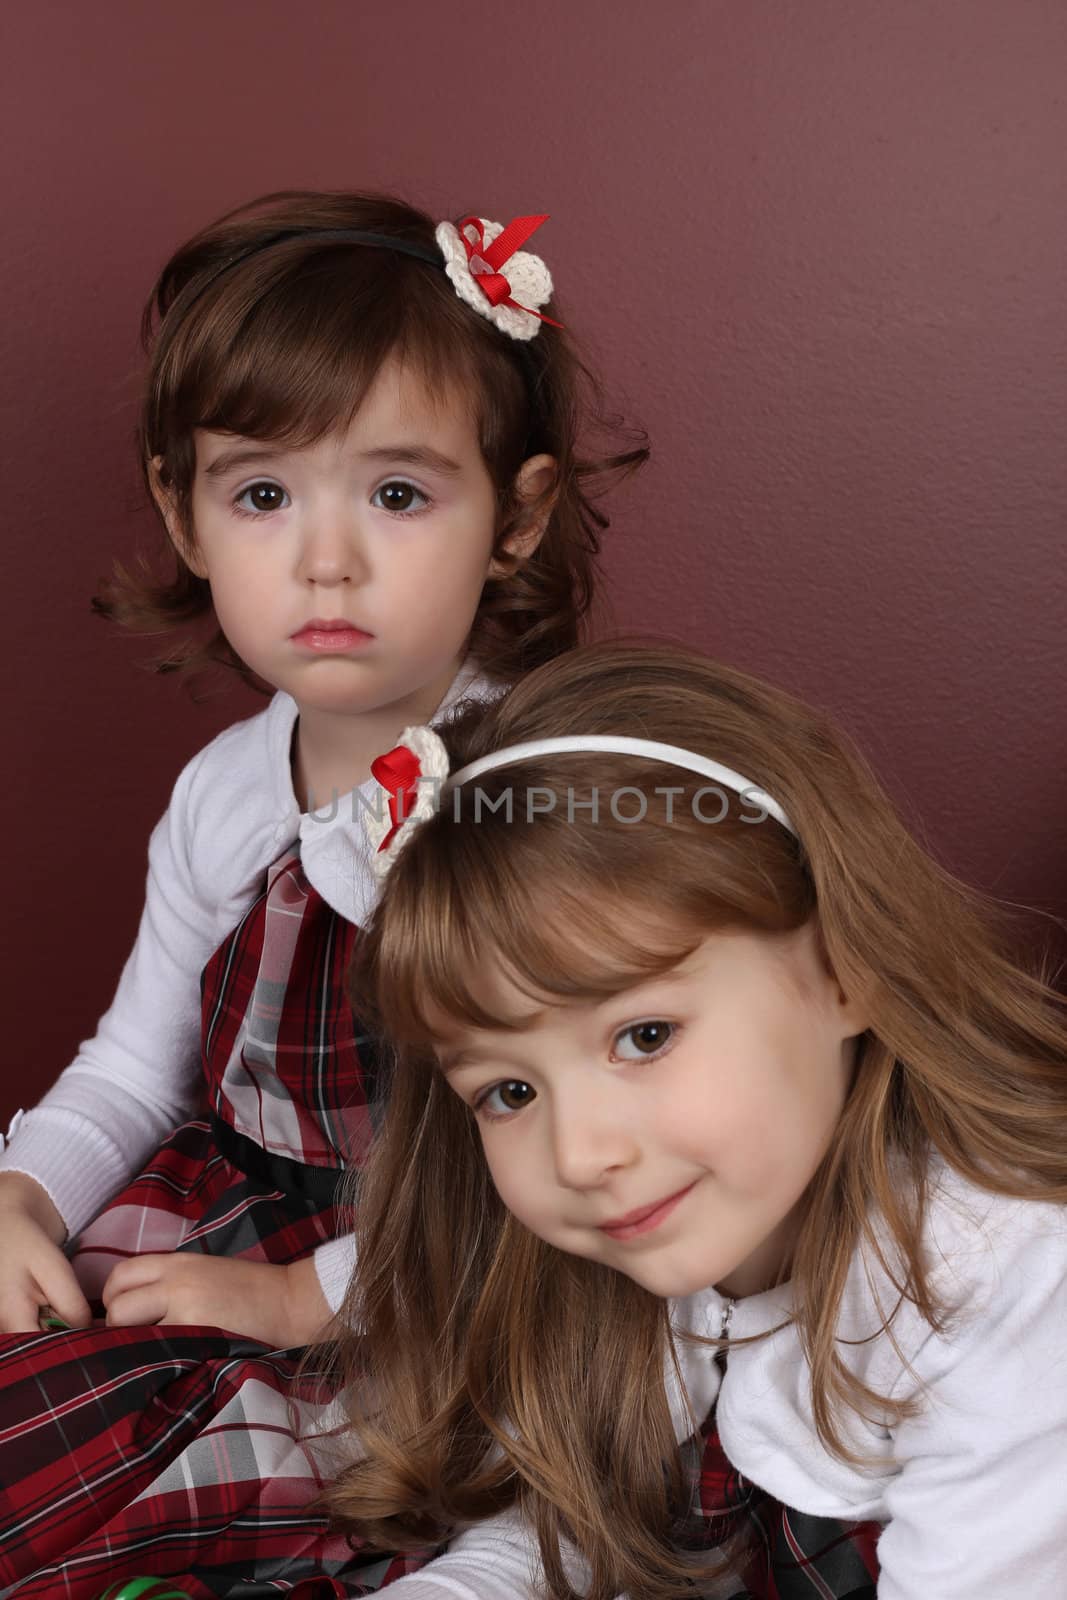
[
  {"left": 677, "top": 1406, "right": 881, "bottom": 1598},
  {"left": 0, "top": 1324, "right": 435, "bottom": 1596},
  {"left": 0, "top": 847, "right": 431, "bottom": 1593},
  {"left": 71, "top": 846, "right": 378, "bottom": 1299},
  {"left": 202, "top": 845, "right": 376, "bottom": 1167}
]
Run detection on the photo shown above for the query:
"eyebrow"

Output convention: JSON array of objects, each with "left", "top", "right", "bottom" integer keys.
[
  {"left": 202, "top": 446, "right": 284, "bottom": 479},
  {"left": 439, "top": 1051, "right": 477, "bottom": 1077},
  {"left": 439, "top": 1016, "right": 549, "bottom": 1076},
  {"left": 360, "top": 445, "right": 464, "bottom": 477},
  {"left": 439, "top": 967, "right": 704, "bottom": 1073},
  {"left": 201, "top": 443, "right": 465, "bottom": 480}
]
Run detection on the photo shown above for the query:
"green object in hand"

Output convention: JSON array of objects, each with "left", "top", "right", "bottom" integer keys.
[
  {"left": 94, "top": 1581, "right": 194, "bottom": 1599},
  {"left": 37, "top": 1305, "right": 71, "bottom": 1332}
]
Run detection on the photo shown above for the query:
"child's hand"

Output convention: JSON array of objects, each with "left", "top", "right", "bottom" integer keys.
[
  {"left": 101, "top": 1253, "right": 334, "bottom": 1348},
  {"left": 0, "top": 1171, "right": 93, "bottom": 1333}
]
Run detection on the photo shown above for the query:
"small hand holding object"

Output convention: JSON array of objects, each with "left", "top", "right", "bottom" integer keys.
[
  {"left": 101, "top": 1251, "right": 332, "bottom": 1347},
  {"left": 0, "top": 1171, "right": 93, "bottom": 1334}
]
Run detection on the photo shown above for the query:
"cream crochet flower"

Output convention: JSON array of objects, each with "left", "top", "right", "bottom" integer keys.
[
  {"left": 366, "top": 724, "right": 451, "bottom": 880},
  {"left": 436, "top": 217, "right": 555, "bottom": 341}
]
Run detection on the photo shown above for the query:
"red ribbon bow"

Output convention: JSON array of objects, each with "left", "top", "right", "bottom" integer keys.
[
  {"left": 371, "top": 743, "right": 423, "bottom": 853},
  {"left": 456, "top": 214, "right": 564, "bottom": 328}
]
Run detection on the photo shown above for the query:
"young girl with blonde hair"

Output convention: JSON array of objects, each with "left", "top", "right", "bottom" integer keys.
[
  {"left": 0, "top": 192, "right": 645, "bottom": 1595},
  {"left": 328, "top": 640, "right": 1067, "bottom": 1599}
]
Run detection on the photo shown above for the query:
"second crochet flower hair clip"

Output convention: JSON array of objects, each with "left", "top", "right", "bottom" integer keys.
[{"left": 436, "top": 214, "right": 561, "bottom": 340}]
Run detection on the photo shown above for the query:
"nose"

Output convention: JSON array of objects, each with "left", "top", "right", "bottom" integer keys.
[
  {"left": 297, "top": 505, "right": 368, "bottom": 588},
  {"left": 549, "top": 1087, "right": 639, "bottom": 1192}
]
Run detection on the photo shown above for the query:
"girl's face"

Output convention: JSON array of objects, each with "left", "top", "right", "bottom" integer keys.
[
  {"left": 441, "top": 923, "right": 866, "bottom": 1300},
  {"left": 171, "top": 357, "right": 545, "bottom": 726}
]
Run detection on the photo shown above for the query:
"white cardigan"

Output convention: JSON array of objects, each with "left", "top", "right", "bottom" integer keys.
[
  {"left": 0, "top": 664, "right": 491, "bottom": 1311},
  {"left": 384, "top": 1163, "right": 1067, "bottom": 1599}
]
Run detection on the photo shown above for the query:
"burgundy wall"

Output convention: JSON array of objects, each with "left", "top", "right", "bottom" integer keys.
[{"left": 2, "top": 2, "right": 1065, "bottom": 1125}]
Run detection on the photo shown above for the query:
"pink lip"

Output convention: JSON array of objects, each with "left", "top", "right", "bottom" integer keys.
[
  {"left": 291, "top": 618, "right": 374, "bottom": 653},
  {"left": 598, "top": 1182, "right": 697, "bottom": 1241}
]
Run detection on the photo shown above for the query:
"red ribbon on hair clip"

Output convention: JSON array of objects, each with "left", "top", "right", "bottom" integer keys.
[
  {"left": 456, "top": 215, "right": 564, "bottom": 328},
  {"left": 371, "top": 744, "right": 422, "bottom": 853}
]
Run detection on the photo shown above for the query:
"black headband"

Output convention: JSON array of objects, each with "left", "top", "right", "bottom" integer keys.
[
  {"left": 223, "top": 226, "right": 444, "bottom": 269},
  {"left": 167, "top": 223, "right": 544, "bottom": 448},
  {"left": 174, "top": 226, "right": 444, "bottom": 317}
]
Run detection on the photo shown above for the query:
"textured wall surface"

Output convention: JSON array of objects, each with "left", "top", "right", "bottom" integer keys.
[{"left": 1, "top": 1, "right": 1065, "bottom": 1122}]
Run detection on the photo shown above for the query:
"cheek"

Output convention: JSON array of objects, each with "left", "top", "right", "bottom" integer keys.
[
  {"left": 713, "top": 1051, "right": 847, "bottom": 1188},
  {"left": 481, "top": 1142, "right": 518, "bottom": 1207},
  {"left": 208, "top": 583, "right": 263, "bottom": 643},
  {"left": 657, "top": 1062, "right": 796, "bottom": 1172},
  {"left": 481, "top": 1136, "right": 544, "bottom": 1225},
  {"left": 419, "top": 547, "right": 493, "bottom": 604},
  {"left": 413, "top": 508, "right": 497, "bottom": 583}
]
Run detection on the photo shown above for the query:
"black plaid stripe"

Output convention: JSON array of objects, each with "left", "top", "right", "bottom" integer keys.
[
  {"left": 0, "top": 1324, "right": 438, "bottom": 1594},
  {"left": 73, "top": 847, "right": 378, "bottom": 1289},
  {"left": 675, "top": 1408, "right": 881, "bottom": 1598}
]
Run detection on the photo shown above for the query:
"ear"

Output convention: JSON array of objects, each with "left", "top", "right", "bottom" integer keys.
[
  {"left": 832, "top": 979, "right": 871, "bottom": 1041},
  {"left": 149, "top": 455, "right": 209, "bottom": 581},
  {"left": 806, "top": 920, "right": 871, "bottom": 1039},
  {"left": 488, "top": 453, "right": 557, "bottom": 579}
]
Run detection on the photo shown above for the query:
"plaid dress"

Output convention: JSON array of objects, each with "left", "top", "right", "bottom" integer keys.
[
  {"left": 69, "top": 845, "right": 376, "bottom": 1299},
  {"left": 0, "top": 845, "right": 435, "bottom": 1597}
]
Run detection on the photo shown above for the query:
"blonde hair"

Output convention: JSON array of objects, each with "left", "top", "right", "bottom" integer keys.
[{"left": 324, "top": 641, "right": 1067, "bottom": 1598}]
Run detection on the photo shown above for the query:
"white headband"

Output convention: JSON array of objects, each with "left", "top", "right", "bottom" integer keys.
[{"left": 367, "top": 727, "right": 795, "bottom": 879}]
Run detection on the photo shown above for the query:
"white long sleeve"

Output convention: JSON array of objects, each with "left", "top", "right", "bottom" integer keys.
[
  {"left": 0, "top": 700, "right": 361, "bottom": 1311},
  {"left": 380, "top": 1511, "right": 554, "bottom": 1600},
  {"left": 0, "top": 665, "right": 497, "bottom": 1315},
  {"left": 0, "top": 724, "right": 280, "bottom": 1237}
]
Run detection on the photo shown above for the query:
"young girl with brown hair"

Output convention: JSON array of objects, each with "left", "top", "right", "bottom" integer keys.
[
  {"left": 329, "top": 640, "right": 1067, "bottom": 1599},
  {"left": 0, "top": 193, "right": 644, "bottom": 1595}
]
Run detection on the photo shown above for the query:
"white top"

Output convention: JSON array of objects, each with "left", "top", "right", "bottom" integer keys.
[
  {"left": 0, "top": 662, "right": 493, "bottom": 1312},
  {"left": 382, "top": 1162, "right": 1067, "bottom": 1598}
]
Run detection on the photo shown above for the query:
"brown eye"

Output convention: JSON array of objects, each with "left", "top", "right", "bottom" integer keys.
[
  {"left": 238, "top": 481, "right": 287, "bottom": 513},
  {"left": 373, "top": 480, "right": 428, "bottom": 514},
  {"left": 616, "top": 1021, "right": 674, "bottom": 1059},
  {"left": 482, "top": 1080, "right": 536, "bottom": 1116}
]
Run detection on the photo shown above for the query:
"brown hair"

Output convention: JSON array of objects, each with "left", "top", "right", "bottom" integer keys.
[
  {"left": 325, "top": 641, "right": 1067, "bottom": 1598},
  {"left": 94, "top": 191, "right": 647, "bottom": 689}
]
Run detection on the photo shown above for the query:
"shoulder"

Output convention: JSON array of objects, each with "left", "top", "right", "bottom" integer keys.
[
  {"left": 154, "top": 692, "right": 300, "bottom": 891},
  {"left": 924, "top": 1163, "right": 1067, "bottom": 1345},
  {"left": 847, "top": 1159, "right": 1067, "bottom": 1395},
  {"left": 927, "top": 1159, "right": 1063, "bottom": 1269},
  {"left": 173, "top": 692, "right": 296, "bottom": 807},
  {"left": 913, "top": 1160, "right": 1064, "bottom": 1309}
]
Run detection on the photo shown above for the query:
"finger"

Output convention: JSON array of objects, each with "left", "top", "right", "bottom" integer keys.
[
  {"left": 36, "top": 1258, "right": 92, "bottom": 1330},
  {"left": 102, "top": 1254, "right": 168, "bottom": 1308},
  {"left": 105, "top": 1283, "right": 167, "bottom": 1328},
  {"left": 0, "top": 1287, "right": 52, "bottom": 1334}
]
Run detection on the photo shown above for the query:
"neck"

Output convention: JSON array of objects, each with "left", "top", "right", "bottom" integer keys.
[
  {"left": 290, "top": 657, "right": 468, "bottom": 812},
  {"left": 714, "top": 1203, "right": 804, "bottom": 1299}
]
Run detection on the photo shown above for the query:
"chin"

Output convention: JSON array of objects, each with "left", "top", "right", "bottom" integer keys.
[{"left": 613, "top": 1256, "right": 720, "bottom": 1301}]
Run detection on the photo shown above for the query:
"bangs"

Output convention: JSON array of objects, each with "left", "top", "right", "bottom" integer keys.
[
  {"left": 155, "top": 243, "right": 524, "bottom": 462},
  {"left": 367, "top": 802, "right": 775, "bottom": 1052}
]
